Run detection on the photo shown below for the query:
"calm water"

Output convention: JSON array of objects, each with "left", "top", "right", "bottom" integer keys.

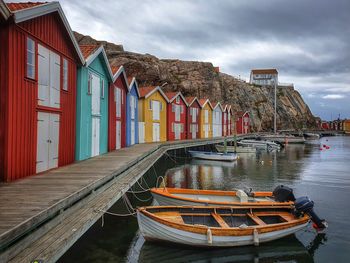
[{"left": 59, "top": 136, "right": 350, "bottom": 263}]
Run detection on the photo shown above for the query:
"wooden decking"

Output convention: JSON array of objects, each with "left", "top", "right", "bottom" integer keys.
[{"left": 0, "top": 136, "right": 236, "bottom": 263}]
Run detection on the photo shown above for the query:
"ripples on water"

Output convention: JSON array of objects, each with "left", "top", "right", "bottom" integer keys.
[{"left": 59, "top": 136, "right": 350, "bottom": 263}]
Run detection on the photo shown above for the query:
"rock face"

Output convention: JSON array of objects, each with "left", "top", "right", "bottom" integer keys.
[{"left": 74, "top": 32, "right": 317, "bottom": 131}]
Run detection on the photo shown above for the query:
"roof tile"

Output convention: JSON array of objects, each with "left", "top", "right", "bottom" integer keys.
[{"left": 79, "top": 44, "right": 99, "bottom": 60}]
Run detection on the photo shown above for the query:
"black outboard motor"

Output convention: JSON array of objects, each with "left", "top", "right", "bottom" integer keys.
[
  {"left": 294, "top": 196, "right": 328, "bottom": 230},
  {"left": 273, "top": 185, "right": 296, "bottom": 202}
]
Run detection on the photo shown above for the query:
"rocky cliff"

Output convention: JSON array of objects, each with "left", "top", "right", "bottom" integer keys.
[{"left": 74, "top": 32, "right": 317, "bottom": 131}]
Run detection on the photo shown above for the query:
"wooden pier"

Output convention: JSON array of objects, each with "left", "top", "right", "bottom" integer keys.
[{"left": 0, "top": 136, "right": 237, "bottom": 263}]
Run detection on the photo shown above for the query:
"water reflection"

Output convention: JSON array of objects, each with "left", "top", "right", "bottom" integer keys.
[{"left": 125, "top": 231, "right": 322, "bottom": 263}]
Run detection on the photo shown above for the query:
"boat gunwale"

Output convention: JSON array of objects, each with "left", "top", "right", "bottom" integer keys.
[
  {"left": 138, "top": 206, "right": 309, "bottom": 236},
  {"left": 151, "top": 188, "right": 294, "bottom": 207}
]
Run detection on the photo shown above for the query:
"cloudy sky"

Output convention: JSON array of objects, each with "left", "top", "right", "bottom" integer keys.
[{"left": 59, "top": 0, "right": 348, "bottom": 119}]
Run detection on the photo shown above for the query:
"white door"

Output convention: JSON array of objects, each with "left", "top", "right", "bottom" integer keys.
[
  {"left": 91, "top": 117, "right": 100, "bottom": 157},
  {"left": 116, "top": 120, "right": 121, "bottom": 149},
  {"left": 36, "top": 112, "right": 60, "bottom": 173},
  {"left": 131, "top": 121, "right": 135, "bottom": 145},
  {"left": 174, "top": 123, "right": 181, "bottom": 140},
  {"left": 191, "top": 124, "right": 196, "bottom": 139},
  {"left": 153, "top": 123, "right": 160, "bottom": 142},
  {"left": 139, "top": 122, "right": 145, "bottom": 143},
  {"left": 38, "top": 45, "right": 60, "bottom": 108},
  {"left": 204, "top": 124, "right": 209, "bottom": 138}
]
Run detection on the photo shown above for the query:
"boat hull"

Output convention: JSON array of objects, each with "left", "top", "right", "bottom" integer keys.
[
  {"left": 137, "top": 211, "right": 308, "bottom": 247},
  {"left": 188, "top": 150, "right": 237, "bottom": 161}
]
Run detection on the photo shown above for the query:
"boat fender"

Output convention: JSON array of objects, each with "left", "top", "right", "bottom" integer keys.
[
  {"left": 207, "top": 228, "right": 212, "bottom": 244},
  {"left": 239, "top": 224, "right": 248, "bottom": 229},
  {"left": 253, "top": 229, "right": 259, "bottom": 246}
]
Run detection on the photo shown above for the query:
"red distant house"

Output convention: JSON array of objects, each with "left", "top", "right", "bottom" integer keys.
[
  {"left": 0, "top": 2, "right": 84, "bottom": 182},
  {"left": 235, "top": 111, "right": 250, "bottom": 134},
  {"left": 165, "top": 92, "right": 188, "bottom": 140},
  {"left": 109, "top": 66, "right": 128, "bottom": 150},
  {"left": 222, "top": 104, "right": 228, "bottom": 136},
  {"left": 321, "top": 121, "right": 330, "bottom": 130},
  {"left": 186, "top": 97, "right": 201, "bottom": 139}
]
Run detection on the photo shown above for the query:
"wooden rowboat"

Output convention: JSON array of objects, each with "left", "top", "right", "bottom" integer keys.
[
  {"left": 137, "top": 206, "right": 309, "bottom": 247},
  {"left": 151, "top": 187, "right": 294, "bottom": 207},
  {"left": 188, "top": 150, "right": 237, "bottom": 162}
]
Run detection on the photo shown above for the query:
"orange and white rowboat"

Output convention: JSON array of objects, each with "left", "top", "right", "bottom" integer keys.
[
  {"left": 151, "top": 187, "right": 294, "bottom": 207},
  {"left": 137, "top": 205, "right": 309, "bottom": 247}
]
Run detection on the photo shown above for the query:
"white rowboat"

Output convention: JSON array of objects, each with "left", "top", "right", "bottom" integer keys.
[
  {"left": 215, "top": 144, "right": 256, "bottom": 153},
  {"left": 137, "top": 206, "right": 309, "bottom": 247},
  {"left": 188, "top": 150, "right": 237, "bottom": 162},
  {"left": 238, "top": 140, "right": 281, "bottom": 151}
]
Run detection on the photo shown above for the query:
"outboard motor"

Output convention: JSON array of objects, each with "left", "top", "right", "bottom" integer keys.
[
  {"left": 273, "top": 185, "right": 296, "bottom": 202},
  {"left": 294, "top": 196, "right": 328, "bottom": 230}
]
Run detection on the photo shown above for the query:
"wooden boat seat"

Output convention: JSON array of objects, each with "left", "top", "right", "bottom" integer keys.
[
  {"left": 247, "top": 213, "right": 267, "bottom": 226},
  {"left": 156, "top": 211, "right": 184, "bottom": 224},
  {"left": 211, "top": 213, "right": 230, "bottom": 228}
]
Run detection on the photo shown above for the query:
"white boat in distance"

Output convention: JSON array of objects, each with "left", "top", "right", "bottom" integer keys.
[
  {"left": 215, "top": 144, "right": 256, "bottom": 153},
  {"left": 137, "top": 205, "right": 309, "bottom": 248},
  {"left": 260, "top": 134, "right": 306, "bottom": 144},
  {"left": 188, "top": 150, "right": 237, "bottom": 162},
  {"left": 238, "top": 139, "right": 281, "bottom": 151}
]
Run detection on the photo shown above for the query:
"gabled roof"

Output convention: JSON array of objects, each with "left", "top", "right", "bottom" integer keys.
[
  {"left": 127, "top": 76, "right": 140, "bottom": 98},
  {"left": 212, "top": 101, "right": 224, "bottom": 111},
  {"left": 111, "top": 65, "right": 129, "bottom": 87},
  {"left": 227, "top": 105, "right": 233, "bottom": 114},
  {"left": 235, "top": 111, "right": 249, "bottom": 118},
  {"left": 0, "top": 0, "right": 10, "bottom": 21},
  {"left": 6, "top": 1, "right": 84, "bottom": 64},
  {"left": 164, "top": 91, "right": 188, "bottom": 106},
  {"left": 185, "top": 96, "right": 201, "bottom": 107},
  {"left": 198, "top": 99, "right": 213, "bottom": 109},
  {"left": 79, "top": 44, "right": 113, "bottom": 81},
  {"left": 138, "top": 86, "right": 167, "bottom": 100},
  {"left": 251, "top": 69, "right": 278, "bottom": 75},
  {"left": 221, "top": 104, "right": 228, "bottom": 112}
]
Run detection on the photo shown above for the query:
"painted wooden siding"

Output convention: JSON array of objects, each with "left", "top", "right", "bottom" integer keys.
[
  {"left": 126, "top": 84, "right": 139, "bottom": 146},
  {"left": 0, "top": 21, "right": 78, "bottom": 182},
  {"left": 199, "top": 104, "right": 212, "bottom": 138},
  {"left": 166, "top": 97, "right": 187, "bottom": 141},
  {"left": 139, "top": 91, "right": 167, "bottom": 142},
  {"left": 108, "top": 74, "right": 127, "bottom": 150},
  {"left": 76, "top": 55, "right": 109, "bottom": 160},
  {"left": 186, "top": 101, "right": 200, "bottom": 139}
]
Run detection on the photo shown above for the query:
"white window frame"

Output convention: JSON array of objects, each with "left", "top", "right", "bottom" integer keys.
[
  {"left": 27, "top": 37, "right": 35, "bottom": 79},
  {"left": 101, "top": 79, "right": 105, "bottom": 99}
]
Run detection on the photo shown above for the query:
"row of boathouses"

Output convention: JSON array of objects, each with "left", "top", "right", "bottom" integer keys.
[{"left": 0, "top": 1, "right": 251, "bottom": 182}]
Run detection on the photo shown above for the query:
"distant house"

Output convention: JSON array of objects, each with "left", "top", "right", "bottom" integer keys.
[
  {"left": 109, "top": 66, "right": 129, "bottom": 150},
  {"left": 235, "top": 111, "right": 250, "bottom": 134},
  {"left": 321, "top": 121, "right": 330, "bottom": 130},
  {"left": 138, "top": 86, "right": 167, "bottom": 143},
  {"left": 343, "top": 120, "right": 350, "bottom": 134},
  {"left": 250, "top": 69, "right": 278, "bottom": 86},
  {"left": 227, "top": 105, "right": 233, "bottom": 135},
  {"left": 186, "top": 97, "right": 201, "bottom": 139},
  {"left": 165, "top": 92, "right": 188, "bottom": 141},
  {"left": 0, "top": 2, "right": 84, "bottom": 181},
  {"left": 212, "top": 102, "right": 223, "bottom": 137},
  {"left": 198, "top": 99, "right": 213, "bottom": 138},
  {"left": 126, "top": 77, "right": 140, "bottom": 146}
]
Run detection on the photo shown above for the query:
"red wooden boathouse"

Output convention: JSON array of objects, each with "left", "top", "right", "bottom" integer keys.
[
  {"left": 165, "top": 92, "right": 188, "bottom": 140},
  {"left": 186, "top": 97, "right": 201, "bottom": 139},
  {"left": 108, "top": 66, "right": 128, "bottom": 150},
  {"left": 0, "top": 2, "right": 84, "bottom": 182},
  {"left": 235, "top": 111, "right": 250, "bottom": 134}
]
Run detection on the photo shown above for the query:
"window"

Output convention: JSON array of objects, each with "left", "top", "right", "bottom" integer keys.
[
  {"left": 175, "top": 105, "right": 180, "bottom": 122},
  {"left": 204, "top": 110, "right": 208, "bottom": 123},
  {"left": 115, "top": 87, "right": 121, "bottom": 117},
  {"left": 176, "top": 96, "right": 180, "bottom": 103},
  {"left": 101, "top": 79, "right": 104, "bottom": 98},
  {"left": 27, "top": 37, "right": 35, "bottom": 79},
  {"left": 63, "top": 58, "right": 68, "bottom": 91},
  {"left": 149, "top": 99, "right": 153, "bottom": 110}
]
